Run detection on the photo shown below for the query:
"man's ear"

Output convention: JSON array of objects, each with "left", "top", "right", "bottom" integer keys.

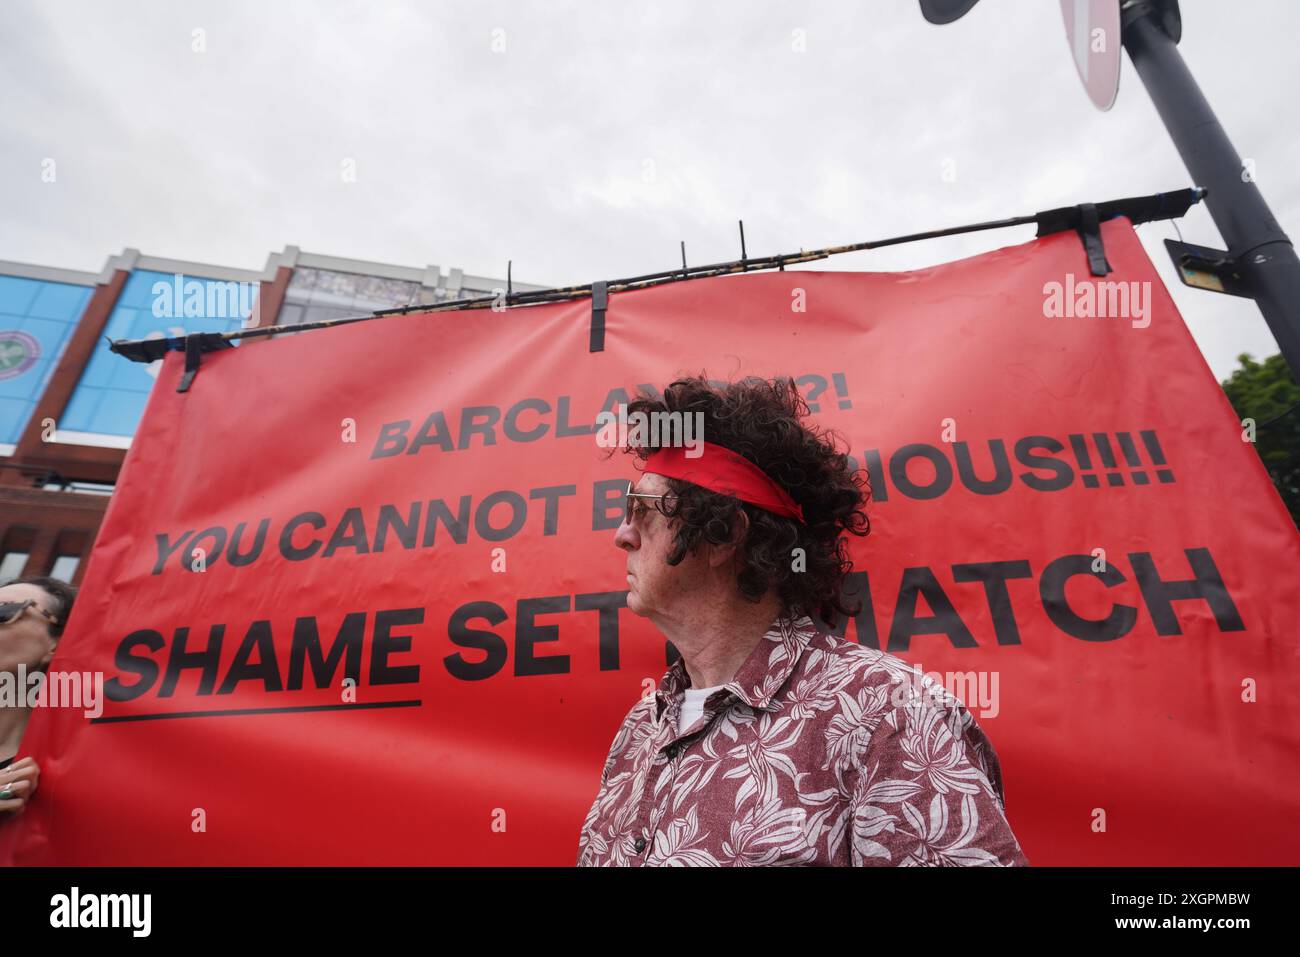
[
  {"left": 707, "top": 510, "right": 749, "bottom": 569},
  {"left": 729, "top": 509, "right": 750, "bottom": 548}
]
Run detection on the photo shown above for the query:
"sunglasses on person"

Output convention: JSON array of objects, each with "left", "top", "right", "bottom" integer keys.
[
  {"left": 0, "top": 599, "right": 59, "bottom": 628},
  {"left": 622, "top": 479, "right": 677, "bottom": 525}
]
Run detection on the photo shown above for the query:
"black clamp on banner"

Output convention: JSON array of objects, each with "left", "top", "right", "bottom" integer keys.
[
  {"left": 589, "top": 281, "right": 609, "bottom": 353},
  {"left": 1033, "top": 188, "right": 1205, "bottom": 278},
  {"left": 1076, "top": 202, "right": 1113, "bottom": 277},
  {"left": 177, "top": 332, "right": 233, "bottom": 392}
]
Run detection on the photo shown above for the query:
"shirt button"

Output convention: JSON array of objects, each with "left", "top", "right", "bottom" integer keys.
[{"left": 633, "top": 836, "right": 647, "bottom": 854}]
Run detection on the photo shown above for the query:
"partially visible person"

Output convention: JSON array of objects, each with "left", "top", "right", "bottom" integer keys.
[{"left": 0, "top": 576, "right": 77, "bottom": 815}]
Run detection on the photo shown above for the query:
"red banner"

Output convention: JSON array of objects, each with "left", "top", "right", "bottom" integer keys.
[{"left": 5, "top": 218, "right": 1299, "bottom": 865}]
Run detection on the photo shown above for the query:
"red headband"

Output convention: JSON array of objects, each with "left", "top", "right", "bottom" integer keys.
[{"left": 640, "top": 441, "right": 805, "bottom": 522}]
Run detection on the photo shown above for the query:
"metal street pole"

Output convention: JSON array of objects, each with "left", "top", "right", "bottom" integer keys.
[{"left": 1121, "top": 0, "right": 1300, "bottom": 379}]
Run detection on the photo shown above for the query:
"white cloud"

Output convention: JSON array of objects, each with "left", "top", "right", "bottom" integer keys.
[{"left": 1, "top": 0, "right": 1297, "bottom": 380}]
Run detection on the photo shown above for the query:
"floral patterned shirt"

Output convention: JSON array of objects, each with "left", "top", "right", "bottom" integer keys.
[{"left": 576, "top": 614, "right": 1029, "bottom": 866}]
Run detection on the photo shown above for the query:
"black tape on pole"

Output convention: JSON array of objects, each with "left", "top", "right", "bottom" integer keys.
[
  {"left": 1077, "top": 203, "right": 1113, "bottom": 277},
  {"left": 176, "top": 332, "right": 234, "bottom": 392},
  {"left": 178, "top": 333, "right": 203, "bottom": 393},
  {"left": 590, "top": 281, "right": 609, "bottom": 353}
]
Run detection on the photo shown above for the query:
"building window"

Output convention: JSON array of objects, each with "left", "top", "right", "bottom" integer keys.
[
  {"left": 275, "top": 267, "right": 423, "bottom": 337},
  {"left": 0, "top": 275, "right": 93, "bottom": 446},
  {"left": 0, "top": 551, "right": 29, "bottom": 583},
  {"left": 49, "top": 554, "right": 80, "bottom": 583},
  {"left": 40, "top": 478, "right": 115, "bottom": 495}
]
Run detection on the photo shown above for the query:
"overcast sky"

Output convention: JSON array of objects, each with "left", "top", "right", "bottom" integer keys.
[{"left": 2, "top": 0, "right": 1297, "bottom": 380}]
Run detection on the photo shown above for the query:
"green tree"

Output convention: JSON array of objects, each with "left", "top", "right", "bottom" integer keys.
[{"left": 1221, "top": 352, "right": 1300, "bottom": 529}]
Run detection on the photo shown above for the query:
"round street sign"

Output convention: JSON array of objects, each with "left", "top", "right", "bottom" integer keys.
[{"left": 1059, "top": 0, "right": 1122, "bottom": 111}]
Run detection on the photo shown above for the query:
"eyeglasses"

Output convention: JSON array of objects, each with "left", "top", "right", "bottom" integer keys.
[
  {"left": 0, "top": 599, "right": 58, "bottom": 629},
  {"left": 622, "top": 479, "right": 676, "bottom": 526}
]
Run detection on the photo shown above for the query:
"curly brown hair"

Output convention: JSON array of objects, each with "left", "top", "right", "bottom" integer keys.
[{"left": 610, "top": 374, "right": 870, "bottom": 628}]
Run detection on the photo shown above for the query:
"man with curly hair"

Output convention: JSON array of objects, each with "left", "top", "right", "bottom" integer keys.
[{"left": 576, "top": 374, "right": 1028, "bottom": 866}]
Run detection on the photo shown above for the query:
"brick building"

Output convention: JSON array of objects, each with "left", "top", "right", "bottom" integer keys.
[{"left": 0, "top": 247, "right": 541, "bottom": 584}]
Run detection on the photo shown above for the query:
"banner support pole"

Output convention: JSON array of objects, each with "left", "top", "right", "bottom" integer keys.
[{"left": 1122, "top": 0, "right": 1300, "bottom": 380}]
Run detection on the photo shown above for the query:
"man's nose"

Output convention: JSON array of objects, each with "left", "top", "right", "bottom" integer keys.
[{"left": 614, "top": 517, "right": 637, "bottom": 551}]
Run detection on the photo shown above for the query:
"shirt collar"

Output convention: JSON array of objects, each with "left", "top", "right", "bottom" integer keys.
[{"left": 654, "top": 612, "right": 818, "bottom": 721}]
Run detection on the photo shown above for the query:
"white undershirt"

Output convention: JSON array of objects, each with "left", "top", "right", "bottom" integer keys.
[{"left": 678, "top": 685, "right": 726, "bottom": 735}]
